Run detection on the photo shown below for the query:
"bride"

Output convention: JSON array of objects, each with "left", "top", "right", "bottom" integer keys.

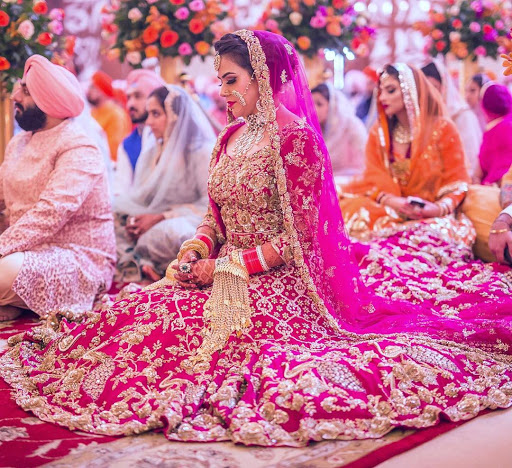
[{"left": 1, "top": 30, "right": 511, "bottom": 447}]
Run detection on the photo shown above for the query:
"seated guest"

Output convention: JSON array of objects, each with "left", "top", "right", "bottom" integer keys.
[
  {"left": 472, "top": 82, "right": 512, "bottom": 186},
  {"left": 311, "top": 82, "right": 367, "bottom": 180},
  {"left": 114, "top": 69, "right": 165, "bottom": 196},
  {"left": 488, "top": 191, "right": 512, "bottom": 264},
  {"left": 421, "top": 61, "right": 482, "bottom": 175},
  {"left": 339, "top": 63, "right": 470, "bottom": 241},
  {"left": 0, "top": 55, "right": 116, "bottom": 321},
  {"left": 465, "top": 73, "right": 491, "bottom": 132},
  {"left": 114, "top": 85, "right": 216, "bottom": 281},
  {"left": 87, "top": 70, "right": 132, "bottom": 163}
]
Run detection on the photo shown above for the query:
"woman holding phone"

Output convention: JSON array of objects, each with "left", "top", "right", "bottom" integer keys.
[{"left": 339, "top": 63, "right": 471, "bottom": 242}]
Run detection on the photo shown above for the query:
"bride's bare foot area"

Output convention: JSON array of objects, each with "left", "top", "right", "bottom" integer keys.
[
  {"left": 142, "top": 265, "right": 161, "bottom": 282},
  {"left": 0, "top": 305, "right": 23, "bottom": 322}
]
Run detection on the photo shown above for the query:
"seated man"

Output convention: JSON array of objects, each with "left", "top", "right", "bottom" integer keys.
[
  {"left": 464, "top": 160, "right": 512, "bottom": 263},
  {"left": 113, "top": 69, "right": 164, "bottom": 196},
  {"left": 488, "top": 167, "right": 512, "bottom": 264},
  {"left": 0, "top": 55, "right": 116, "bottom": 321},
  {"left": 87, "top": 70, "right": 131, "bottom": 163}
]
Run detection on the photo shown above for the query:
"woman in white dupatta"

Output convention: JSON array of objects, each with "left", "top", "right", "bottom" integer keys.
[
  {"left": 114, "top": 85, "right": 216, "bottom": 281},
  {"left": 421, "top": 60, "right": 482, "bottom": 176},
  {"left": 311, "top": 82, "right": 367, "bottom": 182}
]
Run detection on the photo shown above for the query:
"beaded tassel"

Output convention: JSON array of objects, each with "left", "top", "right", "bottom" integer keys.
[{"left": 193, "top": 256, "right": 252, "bottom": 362}]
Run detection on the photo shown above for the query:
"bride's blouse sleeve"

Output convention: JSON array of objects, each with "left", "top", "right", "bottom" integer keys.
[{"left": 198, "top": 205, "right": 226, "bottom": 245}]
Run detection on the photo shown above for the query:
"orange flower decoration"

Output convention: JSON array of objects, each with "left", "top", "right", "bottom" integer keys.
[
  {"left": 65, "top": 36, "right": 76, "bottom": 56},
  {"left": 37, "top": 32, "right": 53, "bottom": 46},
  {"left": 142, "top": 25, "right": 159, "bottom": 44},
  {"left": 0, "top": 57, "right": 10, "bottom": 71},
  {"left": 195, "top": 40, "right": 210, "bottom": 55},
  {"left": 189, "top": 18, "right": 205, "bottom": 34},
  {"left": 160, "top": 30, "right": 179, "bottom": 48},
  {"left": 326, "top": 21, "right": 342, "bottom": 36},
  {"left": 33, "top": 1, "right": 48, "bottom": 15},
  {"left": 145, "top": 45, "right": 159, "bottom": 57},
  {"left": 297, "top": 36, "right": 311, "bottom": 50},
  {"left": 431, "top": 29, "right": 443, "bottom": 40},
  {"left": 107, "top": 48, "right": 121, "bottom": 61},
  {"left": 303, "top": 0, "right": 316, "bottom": 6},
  {"left": 501, "top": 52, "right": 512, "bottom": 76}
]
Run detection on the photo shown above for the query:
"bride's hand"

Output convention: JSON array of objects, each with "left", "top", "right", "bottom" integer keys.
[{"left": 173, "top": 259, "right": 215, "bottom": 289}]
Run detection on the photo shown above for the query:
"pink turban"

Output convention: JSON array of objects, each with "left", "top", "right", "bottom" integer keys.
[
  {"left": 126, "top": 69, "right": 165, "bottom": 97},
  {"left": 24, "top": 55, "right": 84, "bottom": 119},
  {"left": 481, "top": 82, "right": 512, "bottom": 117}
]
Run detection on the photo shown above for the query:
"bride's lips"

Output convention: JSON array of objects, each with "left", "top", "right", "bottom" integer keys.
[{"left": 226, "top": 101, "right": 235, "bottom": 108}]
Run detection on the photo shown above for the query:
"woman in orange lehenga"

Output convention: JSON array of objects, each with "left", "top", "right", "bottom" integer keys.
[{"left": 339, "top": 63, "right": 473, "bottom": 244}]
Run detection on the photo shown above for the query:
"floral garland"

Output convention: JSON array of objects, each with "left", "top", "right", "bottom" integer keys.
[
  {"left": 414, "top": 0, "right": 512, "bottom": 60},
  {"left": 101, "top": 0, "right": 231, "bottom": 67},
  {"left": 0, "top": 1, "right": 72, "bottom": 92},
  {"left": 256, "top": 0, "right": 375, "bottom": 58}
]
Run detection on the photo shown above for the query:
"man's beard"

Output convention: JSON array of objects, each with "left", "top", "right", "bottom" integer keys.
[
  {"left": 130, "top": 109, "right": 148, "bottom": 124},
  {"left": 15, "top": 103, "right": 47, "bottom": 132}
]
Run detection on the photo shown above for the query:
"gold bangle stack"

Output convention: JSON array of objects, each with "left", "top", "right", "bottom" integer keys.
[{"left": 177, "top": 239, "right": 209, "bottom": 261}]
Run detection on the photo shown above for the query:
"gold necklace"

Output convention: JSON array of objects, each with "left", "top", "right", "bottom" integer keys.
[
  {"left": 393, "top": 122, "right": 412, "bottom": 144},
  {"left": 233, "top": 107, "right": 267, "bottom": 158}
]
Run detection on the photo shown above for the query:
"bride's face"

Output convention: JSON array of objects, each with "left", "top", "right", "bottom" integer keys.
[{"left": 217, "top": 55, "right": 259, "bottom": 119}]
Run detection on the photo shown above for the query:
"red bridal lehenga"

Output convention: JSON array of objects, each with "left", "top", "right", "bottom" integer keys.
[{"left": 1, "top": 31, "right": 511, "bottom": 447}]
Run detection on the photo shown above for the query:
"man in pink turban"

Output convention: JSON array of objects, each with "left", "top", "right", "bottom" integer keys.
[
  {"left": 0, "top": 54, "right": 116, "bottom": 321},
  {"left": 87, "top": 70, "right": 131, "bottom": 163},
  {"left": 114, "top": 69, "right": 165, "bottom": 197}
]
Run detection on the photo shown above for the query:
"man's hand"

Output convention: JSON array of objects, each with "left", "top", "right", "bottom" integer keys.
[
  {"left": 125, "top": 214, "right": 164, "bottom": 240},
  {"left": 489, "top": 214, "right": 512, "bottom": 264}
]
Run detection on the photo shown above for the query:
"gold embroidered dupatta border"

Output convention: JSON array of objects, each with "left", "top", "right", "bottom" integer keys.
[{"left": 233, "top": 30, "right": 341, "bottom": 333}]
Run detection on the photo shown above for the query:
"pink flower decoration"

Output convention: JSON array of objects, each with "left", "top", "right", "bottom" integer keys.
[
  {"left": 310, "top": 15, "right": 327, "bottom": 28},
  {"left": 147, "top": 0, "right": 159, "bottom": 3},
  {"left": 48, "top": 20, "right": 63, "bottom": 35},
  {"left": 18, "top": 20, "right": 35, "bottom": 40},
  {"left": 341, "top": 14, "right": 353, "bottom": 27},
  {"left": 49, "top": 8, "right": 65, "bottom": 21},
  {"left": 469, "top": 21, "right": 481, "bottom": 32},
  {"left": 174, "top": 7, "right": 190, "bottom": 20},
  {"left": 189, "top": 0, "right": 205, "bottom": 12},
  {"left": 265, "top": 19, "right": 278, "bottom": 31},
  {"left": 495, "top": 20, "right": 505, "bottom": 30},
  {"left": 128, "top": 8, "right": 143, "bottom": 22},
  {"left": 474, "top": 45, "right": 487, "bottom": 56},
  {"left": 178, "top": 42, "right": 193, "bottom": 55}
]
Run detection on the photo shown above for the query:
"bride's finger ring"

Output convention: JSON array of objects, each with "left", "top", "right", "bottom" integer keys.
[{"left": 179, "top": 263, "right": 192, "bottom": 274}]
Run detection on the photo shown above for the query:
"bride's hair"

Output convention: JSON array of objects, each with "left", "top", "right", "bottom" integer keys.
[{"left": 214, "top": 33, "right": 254, "bottom": 76}]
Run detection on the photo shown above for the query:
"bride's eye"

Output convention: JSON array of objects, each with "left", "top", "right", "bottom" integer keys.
[{"left": 227, "top": 78, "right": 237, "bottom": 85}]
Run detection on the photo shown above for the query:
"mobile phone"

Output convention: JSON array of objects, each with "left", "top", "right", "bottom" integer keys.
[{"left": 407, "top": 196, "right": 426, "bottom": 208}]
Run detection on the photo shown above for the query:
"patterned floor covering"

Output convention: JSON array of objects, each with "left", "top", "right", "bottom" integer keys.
[{"left": 0, "top": 312, "right": 464, "bottom": 468}]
